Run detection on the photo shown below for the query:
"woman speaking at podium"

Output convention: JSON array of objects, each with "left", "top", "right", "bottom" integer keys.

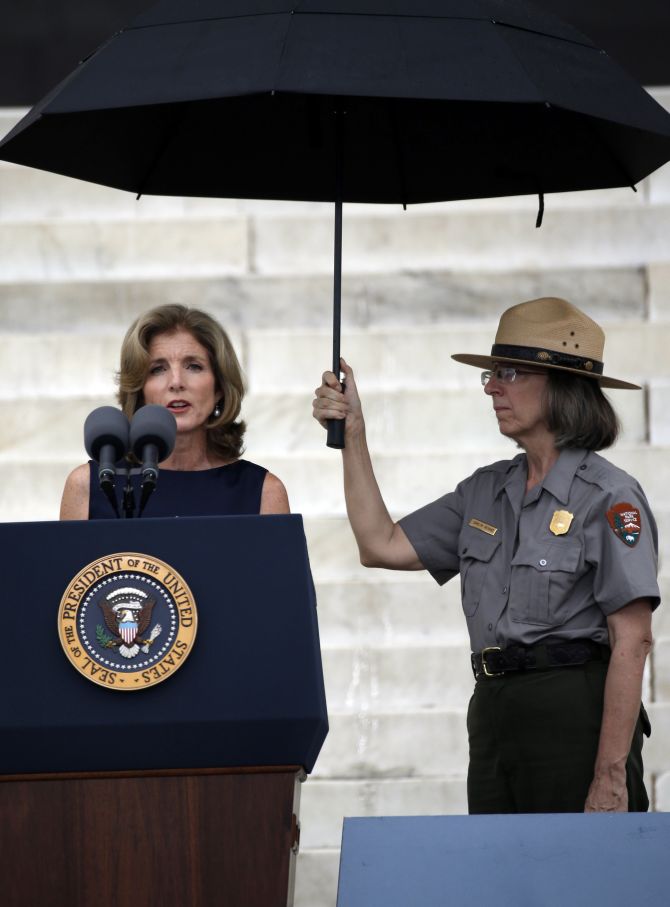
[{"left": 60, "top": 304, "right": 289, "bottom": 519}]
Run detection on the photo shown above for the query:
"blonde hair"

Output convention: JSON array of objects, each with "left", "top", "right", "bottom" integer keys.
[{"left": 117, "top": 304, "right": 246, "bottom": 460}]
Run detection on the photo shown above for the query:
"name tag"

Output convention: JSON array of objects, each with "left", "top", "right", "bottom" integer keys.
[{"left": 468, "top": 518, "right": 498, "bottom": 536}]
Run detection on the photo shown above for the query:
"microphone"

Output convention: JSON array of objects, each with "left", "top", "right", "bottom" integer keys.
[
  {"left": 129, "top": 405, "right": 177, "bottom": 515},
  {"left": 84, "top": 407, "right": 130, "bottom": 517}
]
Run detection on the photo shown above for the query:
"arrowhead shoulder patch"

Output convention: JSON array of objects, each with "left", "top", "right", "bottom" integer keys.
[{"left": 606, "top": 502, "right": 641, "bottom": 547}]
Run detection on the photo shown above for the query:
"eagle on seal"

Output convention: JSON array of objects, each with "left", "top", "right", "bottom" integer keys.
[{"left": 99, "top": 587, "right": 161, "bottom": 659}]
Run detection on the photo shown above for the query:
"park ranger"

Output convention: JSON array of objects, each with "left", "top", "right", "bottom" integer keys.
[{"left": 313, "top": 297, "right": 659, "bottom": 814}]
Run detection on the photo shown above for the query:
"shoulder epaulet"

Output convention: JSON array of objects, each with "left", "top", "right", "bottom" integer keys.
[
  {"left": 472, "top": 454, "right": 523, "bottom": 479},
  {"left": 576, "top": 452, "right": 639, "bottom": 493}
]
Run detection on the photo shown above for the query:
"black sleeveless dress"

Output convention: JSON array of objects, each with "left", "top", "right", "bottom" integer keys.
[{"left": 88, "top": 459, "right": 268, "bottom": 519}]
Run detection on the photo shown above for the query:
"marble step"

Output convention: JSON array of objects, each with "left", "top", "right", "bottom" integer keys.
[
  {"left": 298, "top": 777, "right": 467, "bottom": 851},
  {"left": 222, "top": 447, "right": 670, "bottom": 543},
  {"left": 1, "top": 199, "right": 669, "bottom": 284},
  {"left": 0, "top": 456, "right": 668, "bottom": 634},
  {"left": 321, "top": 643, "right": 473, "bottom": 712},
  {"left": 0, "top": 266, "right": 653, "bottom": 332},
  {"left": 294, "top": 850, "right": 340, "bottom": 907},
  {"left": 312, "top": 709, "right": 468, "bottom": 780},
  {"left": 6, "top": 315, "right": 670, "bottom": 400},
  {"left": 0, "top": 217, "right": 249, "bottom": 282},
  {"left": 314, "top": 578, "right": 467, "bottom": 646},
  {"left": 0, "top": 386, "right": 649, "bottom": 463},
  {"left": 317, "top": 575, "right": 670, "bottom": 648},
  {"left": 2, "top": 446, "right": 670, "bottom": 527},
  {"left": 246, "top": 320, "right": 670, "bottom": 389},
  {"left": 250, "top": 200, "right": 670, "bottom": 279},
  {"left": 650, "top": 595, "right": 670, "bottom": 641},
  {"left": 642, "top": 703, "right": 670, "bottom": 777}
]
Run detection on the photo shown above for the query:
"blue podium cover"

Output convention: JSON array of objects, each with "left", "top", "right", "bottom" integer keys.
[
  {"left": 338, "top": 813, "right": 670, "bottom": 906},
  {"left": 0, "top": 514, "right": 328, "bottom": 775}
]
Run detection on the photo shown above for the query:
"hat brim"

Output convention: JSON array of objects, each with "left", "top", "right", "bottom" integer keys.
[{"left": 451, "top": 353, "right": 641, "bottom": 390}]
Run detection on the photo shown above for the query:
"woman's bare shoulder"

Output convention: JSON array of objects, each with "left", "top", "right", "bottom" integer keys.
[
  {"left": 260, "top": 471, "right": 290, "bottom": 515},
  {"left": 60, "top": 463, "right": 91, "bottom": 520}
]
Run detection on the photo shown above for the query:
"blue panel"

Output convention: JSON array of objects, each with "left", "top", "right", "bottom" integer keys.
[{"left": 338, "top": 813, "right": 670, "bottom": 906}]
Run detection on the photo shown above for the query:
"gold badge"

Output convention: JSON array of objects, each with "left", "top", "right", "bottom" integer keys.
[
  {"left": 550, "top": 510, "right": 574, "bottom": 536},
  {"left": 59, "top": 552, "right": 197, "bottom": 691},
  {"left": 468, "top": 518, "right": 498, "bottom": 536}
]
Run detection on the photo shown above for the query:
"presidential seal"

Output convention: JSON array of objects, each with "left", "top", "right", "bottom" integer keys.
[{"left": 58, "top": 552, "right": 197, "bottom": 690}]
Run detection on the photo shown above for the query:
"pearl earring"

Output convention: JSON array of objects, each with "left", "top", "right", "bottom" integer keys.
[{"left": 213, "top": 402, "right": 222, "bottom": 419}]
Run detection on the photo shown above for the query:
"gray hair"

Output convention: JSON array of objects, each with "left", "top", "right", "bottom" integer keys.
[{"left": 545, "top": 371, "right": 620, "bottom": 450}]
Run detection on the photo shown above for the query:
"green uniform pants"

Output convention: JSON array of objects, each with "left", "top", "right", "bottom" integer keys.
[{"left": 467, "top": 660, "right": 649, "bottom": 814}]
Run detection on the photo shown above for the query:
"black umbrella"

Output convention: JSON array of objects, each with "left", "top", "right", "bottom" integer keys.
[{"left": 2, "top": 0, "right": 670, "bottom": 447}]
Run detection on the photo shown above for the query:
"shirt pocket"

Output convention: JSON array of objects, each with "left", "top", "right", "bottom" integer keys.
[
  {"left": 509, "top": 540, "right": 582, "bottom": 626},
  {"left": 459, "top": 531, "right": 500, "bottom": 617}
]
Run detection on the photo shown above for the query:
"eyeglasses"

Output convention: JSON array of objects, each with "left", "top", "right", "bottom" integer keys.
[{"left": 480, "top": 367, "right": 547, "bottom": 386}]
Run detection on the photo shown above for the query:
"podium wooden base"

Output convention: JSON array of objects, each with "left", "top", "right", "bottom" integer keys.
[{"left": 1, "top": 765, "right": 304, "bottom": 907}]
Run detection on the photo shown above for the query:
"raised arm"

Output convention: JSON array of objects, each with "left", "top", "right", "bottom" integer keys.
[{"left": 313, "top": 358, "right": 423, "bottom": 570}]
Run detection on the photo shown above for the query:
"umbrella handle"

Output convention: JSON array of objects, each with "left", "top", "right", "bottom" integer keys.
[
  {"left": 327, "top": 417, "right": 345, "bottom": 449},
  {"left": 326, "top": 376, "right": 347, "bottom": 448}
]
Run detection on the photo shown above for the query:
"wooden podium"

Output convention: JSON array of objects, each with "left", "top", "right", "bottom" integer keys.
[{"left": 0, "top": 515, "right": 328, "bottom": 907}]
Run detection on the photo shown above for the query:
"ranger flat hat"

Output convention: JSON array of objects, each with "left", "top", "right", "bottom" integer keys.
[{"left": 451, "top": 297, "right": 640, "bottom": 390}]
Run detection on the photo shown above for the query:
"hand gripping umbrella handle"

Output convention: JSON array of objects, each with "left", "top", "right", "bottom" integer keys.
[{"left": 327, "top": 379, "right": 346, "bottom": 449}]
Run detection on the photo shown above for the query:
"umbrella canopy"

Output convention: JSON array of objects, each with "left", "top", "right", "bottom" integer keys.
[
  {"left": 2, "top": 0, "right": 670, "bottom": 203},
  {"left": 2, "top": 0, "right": 670, "bottom": 446}
]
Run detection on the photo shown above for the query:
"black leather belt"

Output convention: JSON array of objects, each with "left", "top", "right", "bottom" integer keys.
[{"left": 471, "top": 640, "right": 610, "bottom": 679}]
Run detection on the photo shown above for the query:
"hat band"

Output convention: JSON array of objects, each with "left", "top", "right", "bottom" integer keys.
[{"left": 491, "top": 344, "right": 604, "bottom": 375}]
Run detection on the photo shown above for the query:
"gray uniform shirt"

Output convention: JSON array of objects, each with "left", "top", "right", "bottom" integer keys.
[{"left": 399, "top": 448, "right": 660, "bottom": 652}]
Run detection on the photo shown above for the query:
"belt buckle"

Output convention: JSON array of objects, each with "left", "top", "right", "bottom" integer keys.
[{"left": 481, "top": 646, "right": 504, "bottom": 677}]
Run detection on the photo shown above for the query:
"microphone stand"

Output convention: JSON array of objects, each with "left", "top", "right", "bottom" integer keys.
[
  {"left": 137, "top": 442, "right": 160, "bottom": 517},
  {"left": 97, "top": 444, "right": 121, "bottom": 517},
  {"left": 122, "top": 473, "right": 136, "bottom": 519}
]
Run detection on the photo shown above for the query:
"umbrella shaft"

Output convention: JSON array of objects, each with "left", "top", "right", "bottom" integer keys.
[
  {"left": 327, "top": 196, "right": 346, "bottom": 449},
  {"left": 332, "top": 198, "right": 342, "bottom": 376}
]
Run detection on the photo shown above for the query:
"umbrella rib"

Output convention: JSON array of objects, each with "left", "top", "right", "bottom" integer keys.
[
  {"left": 134, "top": 106, "right": 189, "bottom": 199},
  {"left": 575, "top": 113, "right": 637, "bottom": 190},
  {"left": 389, "top": 101, "right": 409, "bottom": 209},
  {"left": 126, "top": 11, "right": 297, "bottom": 32},
  {"left": 273, "top": 7, "right": 299, "bottom": 94},
  {"left": 497, "top": 24, "right": 638, "bottom": 194},
  {"left": 490, "top": 20, "right": 596, "bottom": 51}
]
